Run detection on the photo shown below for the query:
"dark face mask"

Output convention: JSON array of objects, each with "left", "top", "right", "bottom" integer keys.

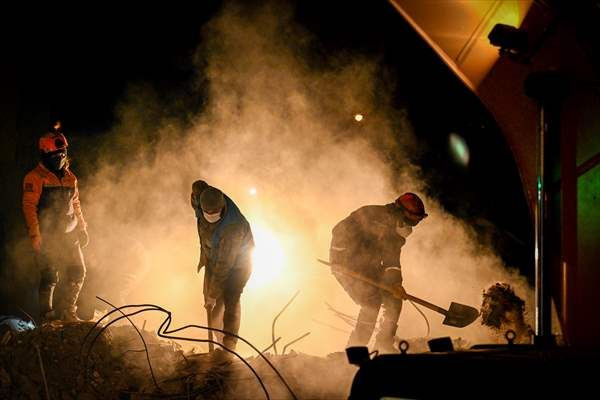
[{"left": 43, "top": 151, "right": 67, "bottom": 172}]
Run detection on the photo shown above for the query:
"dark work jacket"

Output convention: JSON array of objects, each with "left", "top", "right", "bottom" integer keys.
[
  {"left": 197, "top": 195, "right": 254, "bottom": 299},
  {"left": 330, "top": 203, "right": 406, "bottom": 281}
]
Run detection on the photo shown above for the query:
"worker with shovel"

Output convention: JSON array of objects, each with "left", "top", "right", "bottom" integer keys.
[
  {"left": 191, "top": 181, "right": 254, "bottom": 355},
  {"left": 328, "top": 193, "right": 427, "bottom": 353}
]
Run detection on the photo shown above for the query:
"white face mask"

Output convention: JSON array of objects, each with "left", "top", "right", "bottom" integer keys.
[
  {"left": 396, "top": 222, "right": 413, "bottom": 238},
  {"left": 203, "top": 211, "right": 222, "bottom": 223}
]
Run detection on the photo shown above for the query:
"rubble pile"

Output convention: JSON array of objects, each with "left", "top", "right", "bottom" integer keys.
[
  {"left": 0, "top": 321, "right": 357, "bottom": 399},
  {"left": 0, "top": 320, "right": 187, "bottom": 399},
  {"left": 228, "top": 351, "right": 357, "bottom": 399}
]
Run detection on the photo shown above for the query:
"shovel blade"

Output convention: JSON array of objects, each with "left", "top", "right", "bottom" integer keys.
[{"left": 443, "top": 302, "right": 480, "bottom": 328}]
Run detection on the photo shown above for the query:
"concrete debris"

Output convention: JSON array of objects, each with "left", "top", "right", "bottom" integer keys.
[
  {"left": 0, "top": 321, "right": 357, "bottom": 399},
  {"left": 480, "top": 282, "right": 532, "bottom": 342}
]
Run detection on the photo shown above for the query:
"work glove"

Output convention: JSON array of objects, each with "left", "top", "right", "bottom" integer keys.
[
  {"left": 31, "top": 235, "right": 42, "bottom": 253},
  {"left": 197, "top": 252, "right": 207, "bottom": 273},
  {"left": 395, "top": 284, "right": 407, "bottom": 300},
  {"left": 204, "top": 296, "right": 216, "bottom": 311},
  {"left": 78, "top": 228, "right": 90, "bottom": 249}
]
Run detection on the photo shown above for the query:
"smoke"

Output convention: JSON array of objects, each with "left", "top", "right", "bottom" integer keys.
[
  {"left": 398, "top": 207, "right": 533, "bottom": 345},
  {"left": 23, "top": 0, "right": 532, "bottom": 356}
]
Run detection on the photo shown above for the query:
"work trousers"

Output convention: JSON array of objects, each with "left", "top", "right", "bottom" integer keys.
[
  {"left": 36, "top": 232, "right": 86, "bottom": 317},
  {"left": 333, "top": 263, "right": 403, "bottom": 351},
  {"left": 204, "top": 255, "right": 252, "bottom": 349}
]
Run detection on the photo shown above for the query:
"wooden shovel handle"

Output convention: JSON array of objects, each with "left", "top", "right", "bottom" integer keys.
[
  {"left": 403, "top": 294, "right": 448, "bottom": 316},
  {"left": 317, "top": 259, "right": 448, "bottom": 317}
]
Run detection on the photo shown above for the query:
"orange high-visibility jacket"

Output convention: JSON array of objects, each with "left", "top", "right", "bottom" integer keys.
[{"left": 22, "top": 163, "right": 87, "bottom": 244}]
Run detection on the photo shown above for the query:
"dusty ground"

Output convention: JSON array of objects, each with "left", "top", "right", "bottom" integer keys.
[
  {"left": 0, "top": 320, "right": 358, "bottom": 399},
  {"left": 0, "top": 282, "right": 526, "bottom": 399}
]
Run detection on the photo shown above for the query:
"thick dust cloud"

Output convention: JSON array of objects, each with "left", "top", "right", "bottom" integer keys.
[{"left": 69, "top": 1, "right": 532, "bottom": 356}]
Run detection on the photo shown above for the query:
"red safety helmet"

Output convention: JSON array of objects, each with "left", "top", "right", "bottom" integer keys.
[
  {"left": 395, "top": 192, "right": 428, "bottom": 223},
  {"left": 39, "top": 132, "right": 68, "bottom": 154}
]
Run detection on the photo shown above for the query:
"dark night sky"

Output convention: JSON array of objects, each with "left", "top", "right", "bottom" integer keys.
[{"left": 12, "top": 0, "right": 532, "bottom": 276}]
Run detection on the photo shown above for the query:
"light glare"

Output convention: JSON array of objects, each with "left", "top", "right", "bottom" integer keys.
[{"left": 249, "top": 225, "right": 285, "bottom": 288}]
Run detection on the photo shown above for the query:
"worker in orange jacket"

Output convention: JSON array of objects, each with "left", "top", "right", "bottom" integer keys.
[{"left": 22, "top": 122, "right": 89, "bottom": 322}]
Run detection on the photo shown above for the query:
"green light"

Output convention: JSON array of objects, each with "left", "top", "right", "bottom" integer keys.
[
  {"left": 449, "top": 133, "right": 470, "bottom": 167},
  {"left": 578, "top": 166, "right": 600, "bottom": 280}
]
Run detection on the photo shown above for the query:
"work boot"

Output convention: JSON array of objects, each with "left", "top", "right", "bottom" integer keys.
[
  {"left": 375, "top": 293, "right": 403, "bottom": 353},
  {"left": 212, "top": 348, "right": 233, "bottom": 364},
  {"left": 38, "top": 267, "right": 58, "bottom": 322},
  {"left": 58, "top": 305, "right": 82, "bottom": 322},
  {"left": 39, "top": 288, "right": 56, "bottom": 323},
  {"left": 54, "top": 275, "right": 85, "bottom": 322},
  {"left": 41, "top": 310, "right": 59, "bottom": 324}
]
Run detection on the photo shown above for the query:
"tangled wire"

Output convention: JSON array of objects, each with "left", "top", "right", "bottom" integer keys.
[{"left": 79, "top": 297, "right": 298, "bottom": 400}]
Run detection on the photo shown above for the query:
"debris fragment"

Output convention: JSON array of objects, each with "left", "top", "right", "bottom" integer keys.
[
  {"left": 0, "top": 318, "right": 355, "bottom": 399},
  {"left": 480, "top": 282, "right": 532, "bottom": 342}
]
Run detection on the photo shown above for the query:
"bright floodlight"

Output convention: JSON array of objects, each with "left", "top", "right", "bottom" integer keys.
[
  {"left": 249, "top": 225, "right": 285, "bottom": 288},
  {"left": 354, "top": 114, "right": 363, "bottom": 122},
  {"left": 249, "top": 187, "right": 257, "bottom": 196}
]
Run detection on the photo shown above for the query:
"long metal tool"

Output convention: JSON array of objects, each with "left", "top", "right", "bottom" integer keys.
[
  {"left": 34, "top": 344, "right": 51, "bottom": 400},
  {"left": 317, "top": 259, "right": 479, "bottom": 328},
  {"left": 272, "top": 290, "right": 300, "bottom": 355},
  {"left": 206, "top": 308, "right": 214, "bottom": 352},
  {"left": 282, "top": 332, "right": 311, "bottom": 355}
]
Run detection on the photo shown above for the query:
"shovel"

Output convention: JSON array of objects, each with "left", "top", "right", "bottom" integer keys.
[
  {"left": 317, "top": 259, "right": 479, "bottom": 328},
  {"left": 403, "top": 293, "right": 480, "bottom": 328}
]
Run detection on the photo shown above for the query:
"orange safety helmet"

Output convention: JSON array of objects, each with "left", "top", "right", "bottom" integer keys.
[
  {"left": 395, "top": 192, "right": 428, "bottom": 222},
  {"left": 39, "top": 132, "right": 68, "bottom": 154}
]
